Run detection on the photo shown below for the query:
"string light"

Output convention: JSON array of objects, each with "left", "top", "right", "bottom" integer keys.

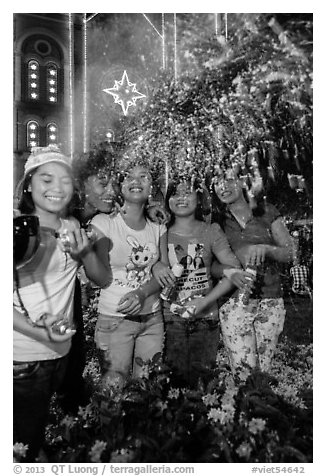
[
  {"left": 215, "top": 13, "right": 220, "bottom": 40},
  {"left": 142, "top": 14, "right": 163, "bottom": 39},
  {"left": 174, "top": 14, "right": 177, "bottom": 79},
  {"left": 86, "top": 13, "right": 98, "bottom": 23},
  {"left": 225, "top": 13, "right": 228, "bottom": 41},
  {"left": 141, "top": 14, "right": 165, "bottom": 70},
  {"left": 68, "top": 13, "right": 74, "bottom": 159},
  {"left": 162, "top": 13, "right": 165, "bottom": 70},
  {"left": 83, "top": 13, "right": 87, "bottom": 153}
]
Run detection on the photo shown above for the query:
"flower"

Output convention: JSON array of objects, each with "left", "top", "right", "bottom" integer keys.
[
  {"left": 236, "top": 442, "right": 252, "bottom": 460},
  {"left": 89, "top": 440, "right": 107, "bottom": 462},
  {"left": 61, "top": 415, "right": 77, "bottom": 429},
  {"left": 202, "top": 392, "right": 220, "bottom": 407},
  {"left": 110, "top": 448, "right": 136, "bottom": 463},
  {"left": 156, "top": 400, "right": 168, "bottom": 412},
  {"left": 13, "top": 442, "right": 29, "bottom": 461},
  {"left": 168, "top": 387, "right": 180, "bottom": 399},
  {"left": 248, "top": 418, "right": 266, "bottom": 435},
  {"left": 208, "top": 408, "right": 229, "bottom": 424}
]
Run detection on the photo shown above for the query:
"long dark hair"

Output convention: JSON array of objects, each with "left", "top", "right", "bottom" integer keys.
[
  {"left": 210, "top": 174, "right": 266, "bottom": 229},
  {"left": 165, "top": 179, "right": 207, "bottom": 228}
]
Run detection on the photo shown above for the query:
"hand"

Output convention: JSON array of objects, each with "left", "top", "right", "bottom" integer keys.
[
  {"left": 108, "top": 202, "right": 121, "bottom": 218},
  {"left": 152, "top": 262, "right": 176, "bottom": 288},
  {"left": 184, "top": 297, "right": 207, "bottom": 317},
  {"left": 245, "top": 244, "right": 269, "bottom": 267},
  {"left": 117, "top": 289, "right": 146, "bottom": 315},
  {"left": 60, "top": 227, "right": 93, "bottom": 261},
  {"left": 147, "top": 204, "right": 171, "bottom": 225},
  {"left": 40, "top": 313, "right": 76, "bottom": 342},
  {"left": 224, "top": 269, "right": 256, "bottom": 289}
]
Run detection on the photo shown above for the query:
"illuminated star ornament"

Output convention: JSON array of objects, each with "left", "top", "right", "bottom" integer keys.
[{"left": 103, "top": 70, "right": 146, "bottom": 116}]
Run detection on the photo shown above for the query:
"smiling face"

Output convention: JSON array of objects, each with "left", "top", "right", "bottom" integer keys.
[
  {"left": 168, "top": 182, "right": 198, "bottom": 218},
  {"left": 29, "top": 162, "right": 74, "bottom": 218},
  {"left": 121, "top": 165, "right": 152, "bottom": 204},
  {"left": 214, "top": 172, "right": 243, "bottom": 205},
  {"left": 84, "top": 171, "right": 119, "bottom": 213}
]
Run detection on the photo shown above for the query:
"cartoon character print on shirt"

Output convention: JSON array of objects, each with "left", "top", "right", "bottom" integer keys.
[
  {"left": 168, "top": 242, "right": 209, "bottom": 303},
  {"left": 125, "top": 235, "right": 157, "bottom": 286}
]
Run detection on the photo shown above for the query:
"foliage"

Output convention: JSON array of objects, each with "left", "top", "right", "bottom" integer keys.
[
  {"left": 121, "top": 13, "right": 312, "bottom": 217},
  {"left": 36, "top": 346, "right": 312, "bottom": 463},
  {"left": 13, "top": 294, "right": 312, "bottom": 464}
]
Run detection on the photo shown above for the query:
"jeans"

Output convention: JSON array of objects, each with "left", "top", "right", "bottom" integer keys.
[
  {"left": 13, "top": 355, "right": 68, "bottom": 462},
  {"left": 57, "top": 279, "right": 89, "bottom": 414},
  {"left": 95, "top": 310, "right": 164, "bottom": 385},
  {"left": 164, "top": 312, "right": 220, "bottom": 388},
  {"left": 219, "top": 297, "right": 285, "bottom": 378}
]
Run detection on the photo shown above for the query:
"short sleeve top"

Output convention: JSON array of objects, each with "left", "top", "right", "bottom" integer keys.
[
  {"left": 166, "top": 221, "right": 239, "bottom": 319},
  {"left": 91, "top": 213, "right": 166, "bottom": 316},
  {"left": 223, "top": 203, "right": 283, "bottom": 298}
]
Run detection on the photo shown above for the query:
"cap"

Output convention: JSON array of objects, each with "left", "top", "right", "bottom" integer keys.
[{"left": 24, "top": 145, "right": 72, "bottom": 177}]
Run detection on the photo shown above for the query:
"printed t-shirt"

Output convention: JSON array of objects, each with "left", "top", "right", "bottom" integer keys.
[
  {"left": 91, "top": 213, "right": 166, "bottom": 316},
  {"left": 13, "top": 219, "right": 78, "bottom": 361},
  {"left": 166, "top": 222, "right": 239, "bottom": 320}
]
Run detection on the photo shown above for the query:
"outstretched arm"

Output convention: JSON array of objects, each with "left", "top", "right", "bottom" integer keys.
[
  {"left": 188, "top": 276, "right": 235, "bottom": 316},
  {"left": 152, "top": 231, "right": 176, "bottom": 288},
  {"left": 80, "top": 226, "right": 113, "bottom": 287}
]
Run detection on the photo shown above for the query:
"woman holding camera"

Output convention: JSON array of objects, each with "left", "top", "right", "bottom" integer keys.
[{"left": 13, "top": 146, "right": 107, "bottom": 461}]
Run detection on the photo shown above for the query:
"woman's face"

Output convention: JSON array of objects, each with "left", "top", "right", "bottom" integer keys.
[
  {"left": 214, "top": 173, "right": 243, "bottom": 205},
  {"left": 120, "top": 165, "right": 152, "bottom": 204},
  {"left": 168, "top": 182, "right": 198, "bottom": 217},
  {"left": 84, "top": 171, "right": 119, "bottom": 213},
  {"left": 29, "top": 162, "right": 73, "bottom": 217}
]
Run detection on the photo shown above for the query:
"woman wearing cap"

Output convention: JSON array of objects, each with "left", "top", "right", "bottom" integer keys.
[
  {"left": 89, "top": 158, "right": 175, "bottom": 388},
  {"left": 211, "top": 167, "right": 294, "bottom": 380},
  {"left": 13, "top": 145, "right": 108, "bottom": 461}
]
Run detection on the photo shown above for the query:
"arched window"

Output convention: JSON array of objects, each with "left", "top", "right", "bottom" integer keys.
[
  {"left": 27, "top": 60, "right": 40, "bottom": 101},
  {"left": 46, "top": 63, "right": 58, "bottom": 103},
  {"left": 27, "top": 120, "right": 40, "bottom": 148},
  {"left": 46, "top": 122, "right": 58, "bottom": 145},
  {"left": 22, "top": 35, "right": 63, "bottom": 104}
]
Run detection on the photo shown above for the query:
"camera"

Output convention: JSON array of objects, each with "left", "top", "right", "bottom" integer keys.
[
  {"left": 51, "top": 318, "right": 75, "bottom": 335},
  {"left": 13, "top": 215, "right": 40, "bottom": 268}
]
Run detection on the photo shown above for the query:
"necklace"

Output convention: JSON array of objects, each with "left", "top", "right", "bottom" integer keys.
[{"left": 229, "top": 209, "right": 252, "bottom": 229}]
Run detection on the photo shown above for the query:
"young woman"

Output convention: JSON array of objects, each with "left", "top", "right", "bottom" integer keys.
[
  {"left": 13, "top": 146, "right": 107, "bottom": 461},
  {"left": 162, "top": 179, "right": 248, "bottom": 387},
  {"left": 89, "top": 159, "right": 174, "bottom": 387},
  {"left": 73, "top": 143, "right": 121, "bottom": 225},
  {"left": 211, "top": 168, "right": 294, "bottom": 379},
  {"left": 56, "top": 144, "right": 121, "bottom": 414}
]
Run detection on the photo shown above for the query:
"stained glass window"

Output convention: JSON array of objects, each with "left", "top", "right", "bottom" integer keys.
[
  {"left": 27, "top": 60, "right": 40, "bottom": 101},
  {"left": 27, "top": 120, "right": 40, "bottom": 148},
  {"left": 46, "top": 122, "right": 58, "bottom": 145}
]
